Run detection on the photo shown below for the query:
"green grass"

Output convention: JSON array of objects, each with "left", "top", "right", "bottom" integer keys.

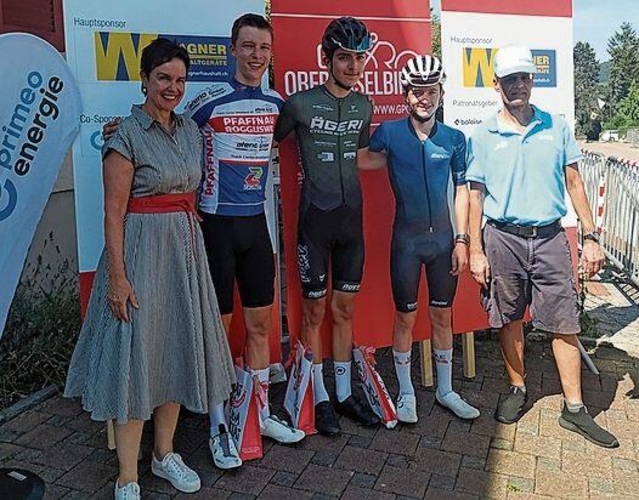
[{"left": 0, "top": 250, "right": 81, "bottom": 411}]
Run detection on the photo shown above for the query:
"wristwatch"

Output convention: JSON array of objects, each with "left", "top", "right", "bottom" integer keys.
[
  {"left": 455, "top": 233, "right": 470, "bottom": 245},
  {"left": 583, "top": 231, "right": 600, "bottom": 243}
]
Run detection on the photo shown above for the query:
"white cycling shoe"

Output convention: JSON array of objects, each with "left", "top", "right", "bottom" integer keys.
[
  {"left": 209, "top": 424, "right": 242, "bottom": 470},
  {"left": 261, "top": 415, "right": 305, "bottom": 444},
  {"left": 396, "top": 394, "right": 418, "bottom": 423},
  {"left": 436, "top": 390, "right": 480, "bottom": 420}
]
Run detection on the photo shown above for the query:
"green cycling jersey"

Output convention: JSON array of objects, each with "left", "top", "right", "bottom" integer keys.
[{"left": 274, "top": 85, "right": 373, "bottom": 212}]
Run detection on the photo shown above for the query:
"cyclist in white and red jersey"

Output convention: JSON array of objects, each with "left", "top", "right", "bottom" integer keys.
[{"left": 185, "top": 13, "right": 305, "bottom": 469}]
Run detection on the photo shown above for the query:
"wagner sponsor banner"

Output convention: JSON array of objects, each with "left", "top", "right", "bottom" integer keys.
[
  {"left": 272, "top": 0, "right": 451, "bottom": 353},
  {"left": 63, "top": 0, "right": 284, "bottom": 363},
  {"left": 462, "top": 48, "right": 557, "bottom": 88},
  {"left": 93, "top": 32, "right": 235, "bottom": 82},
  {"left": 0, "top": 33, "right": 81, "bottom": 337},
  {"left": 441, "top": 2, "right": 575, "bottom": 137}
]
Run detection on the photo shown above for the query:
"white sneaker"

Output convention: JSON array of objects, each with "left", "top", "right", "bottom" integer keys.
[
  {"left": 151, "top": 452, "right": 201, "bottom": 493},
  {"left": 114, "top": 480, "right": 140, "bottom": 500},
  {"left": 436, "top": 390, "right": 480, "bottom": 420},
  {"left": 209, "top": 425, "right": 242, "bottom": 470},
  {"left": 396, "top": 394, "right": 418, "bottom": 423},
  {"left": 261, "top": 415, "right": 305, "bottom": 444}
]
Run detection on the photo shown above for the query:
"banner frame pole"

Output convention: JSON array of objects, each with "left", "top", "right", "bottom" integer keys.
[
  {"left": 462, "top": 332, "right": 476, "bottom": 379},
  {"left": 419, "top": 339, "right": 434, "bottom": 387},
  {"left": 107, "top": 421, "right": 116, "bottom": 450}
]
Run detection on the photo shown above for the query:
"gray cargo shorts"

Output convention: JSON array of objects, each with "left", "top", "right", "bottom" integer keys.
[{"left": 480, "top": 220, "right": 580, "bottom": 334}]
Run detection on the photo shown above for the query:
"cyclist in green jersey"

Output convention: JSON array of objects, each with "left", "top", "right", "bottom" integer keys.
[{"left": 274, "top": 17, "right": 380, "bottom": 436}]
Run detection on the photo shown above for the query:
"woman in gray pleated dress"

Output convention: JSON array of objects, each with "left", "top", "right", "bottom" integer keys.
[{"left": 64, "top": 38, "right": 235, "bottom": 500}]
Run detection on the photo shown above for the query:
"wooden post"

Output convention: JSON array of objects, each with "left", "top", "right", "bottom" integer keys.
[
  {"left": 107, "top": 420, "right": 116, "bottom": 450},
  {"left": 419, "top": 339, "right": 434, "bottom": 387},
  {"left": 462, "top": 332, "right": 476, "bottom": 378}
]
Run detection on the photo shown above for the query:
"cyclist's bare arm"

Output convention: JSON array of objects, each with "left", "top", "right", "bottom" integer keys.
[{"left": 357, "top": 147, "right": 387, "bottom": 170}]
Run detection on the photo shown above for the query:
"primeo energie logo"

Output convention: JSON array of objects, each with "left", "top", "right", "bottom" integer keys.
[
  {"left": 462, "top": 48, "right": 557, "bottom": 88},
  {"left": 94, "top": 32, "right": 233, "bottom": 82},
  {"left": 0, "top": 71, "right": 64, "bottom": 220}
]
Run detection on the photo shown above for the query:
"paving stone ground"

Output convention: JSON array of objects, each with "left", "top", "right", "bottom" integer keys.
[
  {"left": 1, "top": 272, "right": 638, "bottom": 499},
  {"left": 583, "top": 269, "right": 639, "bottom": 358}
]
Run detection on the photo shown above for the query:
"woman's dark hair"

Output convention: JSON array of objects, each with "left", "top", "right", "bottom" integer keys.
[
  {"left": 231, "top": 13, "right": 273, "bottom": 45},
  {"left": 141, "top": 37, "right": 190, "bottom": 76}
]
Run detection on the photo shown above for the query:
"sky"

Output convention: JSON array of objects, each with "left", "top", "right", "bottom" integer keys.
[{"left": 430, "top": 0, "right": 639, "bottom": 62}]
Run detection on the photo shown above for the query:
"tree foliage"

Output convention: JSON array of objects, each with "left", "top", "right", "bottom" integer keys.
[
  {"left": 573, "top": 41, "right": 600, "bottom": 134},
  {"left": 611, "top": 81, "right": 639, "bottom": 127},
  {"left": 431, "top": 12, "right": 441, "bottom": 59},
  {"left": 606, "top": 22, "right": 639, "bottom": 116},
  {"left": 576, "top": 22, "right": 639, "bottom": 132}
]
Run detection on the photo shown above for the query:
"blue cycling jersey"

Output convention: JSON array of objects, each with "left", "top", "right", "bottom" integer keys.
[
  {"left": 184, "top": 78, "right": 284, "bottom": 217},
  {"left": 369, "top": 118, "right": 467, "bottom": 233}
]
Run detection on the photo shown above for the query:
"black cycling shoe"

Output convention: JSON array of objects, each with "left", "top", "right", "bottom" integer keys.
[
  {"left": 315, "top": 401, "right": 341, "bottom": 437},
  {"left": 495, "top": 386, "right": 528, "bottom": 424},
  {"left": 559, "top": 404, "right": 619, "bottom": 448},
  {"left": 334, "top": 395, "right": 380, "bottom": 427}
]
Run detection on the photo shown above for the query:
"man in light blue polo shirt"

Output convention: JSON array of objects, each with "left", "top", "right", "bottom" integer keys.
[{"left": 467, "top": 45, "right": 618, "bottom": 448}]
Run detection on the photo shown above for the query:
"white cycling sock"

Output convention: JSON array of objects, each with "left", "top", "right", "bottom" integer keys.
[
  {"left": 434, "top": 348, "right": 453, "bottom": 396},
  {"left": 312, "top": 363, "right": 330, "bottom": 404},
  {"left": 393, "top": 349, "right": 415, "bottom": 396},
  {"left": 253, "top": 367, "right": 271, "bottom": 423},
  {"left": 209, "top": 401, "right": 227, "bottom": 436},
  {"left": 334, "top": 361, "right": 352, "bottom": 403}
]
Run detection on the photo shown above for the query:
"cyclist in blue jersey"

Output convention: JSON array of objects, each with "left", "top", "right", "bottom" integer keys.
[
  {"left": 103, "top": 14, "right": 304, "bottom": 471},
  {"left": 362, "top": 55, "right": 480, "bottom": 423}
]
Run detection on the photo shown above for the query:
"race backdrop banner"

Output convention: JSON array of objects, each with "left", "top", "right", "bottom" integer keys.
[
  {"left": 62, "top": 0, "right": 283, "bottom": 362},
  {"left": 271, "top": 1, "right": 496, "bottom": 356},
  {"left": 0, "top": 33, "right": 81, "bottom": 338}
]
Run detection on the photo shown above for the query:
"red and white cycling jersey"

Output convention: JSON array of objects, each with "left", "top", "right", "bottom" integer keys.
[{"left": 185, "top": 78, "right": 284, "bottom": 216}]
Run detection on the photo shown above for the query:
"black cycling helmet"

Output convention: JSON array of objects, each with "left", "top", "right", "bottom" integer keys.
[{"left": 321, "top": 17, "right": 372, "bottom": 59}]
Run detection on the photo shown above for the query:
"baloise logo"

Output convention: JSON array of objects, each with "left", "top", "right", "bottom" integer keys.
[{"left": 454, "top": 117, "right": 483, "bottom": 127}]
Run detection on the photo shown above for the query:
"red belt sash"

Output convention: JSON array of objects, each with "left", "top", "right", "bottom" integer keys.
[
  {"left": 127, "top": 192, "right": 201, "bottom": 260},
  {"left": 127, "top": 192, "right": 199, "bottom": 216}
]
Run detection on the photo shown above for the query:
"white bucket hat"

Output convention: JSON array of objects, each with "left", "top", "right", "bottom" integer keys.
[{"left": 493, "top": 45, "right": 536, "bottom": 78}]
